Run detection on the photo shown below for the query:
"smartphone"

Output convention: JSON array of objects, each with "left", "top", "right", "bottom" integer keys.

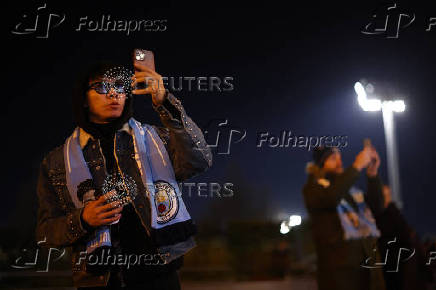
[
  {"left": 363, "top": 138, "right": 372, "bottom": 148},
  {"left": 363, "top": 138, "right": 376, "bottom": 165},
  {"left": 132, "top": 49, "right": 155, "bottom": 91},
  {"left": 133, "top": 48, "right": 155, "bottom": 71}
]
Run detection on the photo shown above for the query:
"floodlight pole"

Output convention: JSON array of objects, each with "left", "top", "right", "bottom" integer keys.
[
  {"left": 354, "top": 82, "right": 404, "bottom": 209},
  {"left": 382, "top": 106, "right": 403, "bottom": 209}
]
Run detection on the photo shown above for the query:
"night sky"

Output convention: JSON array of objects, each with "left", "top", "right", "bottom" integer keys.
[{"left": 4, "top": 0, "right": 436, "bottom": 238}]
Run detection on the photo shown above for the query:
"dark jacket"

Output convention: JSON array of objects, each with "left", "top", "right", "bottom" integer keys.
[
  {"left": 376, "top": 202, "right": 433, "bottom": 290},
  {"left": 302, "top": 164, "right": 385, "bottom": 290},
  {"left": 35, "top": 93, "right": 212, "bottom": 287}
]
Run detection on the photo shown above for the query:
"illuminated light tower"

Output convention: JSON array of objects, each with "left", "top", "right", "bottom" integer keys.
[{"left": 354, "top": 81, "right": 405, "bottom": 208}]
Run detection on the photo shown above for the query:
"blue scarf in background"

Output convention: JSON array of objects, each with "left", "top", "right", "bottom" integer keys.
[{"left": 337, "top": 186, "right": 381, "bottom": 240}]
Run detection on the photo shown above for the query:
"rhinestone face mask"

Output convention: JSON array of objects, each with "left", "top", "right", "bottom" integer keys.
[
  {"left": 99, "top": 66, "right": 135, "bottom": 98},
  {"left": 88, "top": 81, "right": 127, "bottom": 95}
]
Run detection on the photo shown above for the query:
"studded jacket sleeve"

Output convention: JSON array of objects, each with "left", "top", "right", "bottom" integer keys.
[
  {"left": 35, "top": 156, "right": 90, "bottom": 248},
  {"left": 152, "top": 91, "right": 212, "bottom": 182}
]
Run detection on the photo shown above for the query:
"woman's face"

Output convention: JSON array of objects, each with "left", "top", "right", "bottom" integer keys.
[{"left": 86, "top": 78, "right": 126, "bottom": 123}]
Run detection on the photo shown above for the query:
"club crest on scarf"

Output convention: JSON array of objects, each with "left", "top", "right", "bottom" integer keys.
[{"left": 154, "top": 181, "right": 179, "bottom": 224}]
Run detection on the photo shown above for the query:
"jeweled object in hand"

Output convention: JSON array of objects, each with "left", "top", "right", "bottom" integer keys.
[{"left": 102, "top": 172, "right": 138, "bottom": 207}]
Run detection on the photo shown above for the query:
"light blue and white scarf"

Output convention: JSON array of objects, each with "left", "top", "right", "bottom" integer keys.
[{"left": 63, "top": 117, "right": 195, "bottom": 262}]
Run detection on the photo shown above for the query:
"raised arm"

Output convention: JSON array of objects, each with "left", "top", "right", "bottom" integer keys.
[
  {"left": 364, "top": 148, "right": 385, "bottom": 218},
  {"left": 365, "top": 174, "right": 385, "bottom": 218},
  {"left": 303, "top": 148, "right": 372, "bottom": 210},
  {"left": 303, "top": 166, "right": 360, "bottom": 210},
  {"left": 152, "top": 92, "right": 212, "bottom": 181}
]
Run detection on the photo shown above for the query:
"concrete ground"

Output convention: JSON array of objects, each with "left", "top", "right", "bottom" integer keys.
[{"left": 1, "top": 271, "right": 317, "bottom": 290}]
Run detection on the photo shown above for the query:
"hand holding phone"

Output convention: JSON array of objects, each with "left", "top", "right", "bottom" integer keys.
[
  {"left": 131, "top": 48, "right": 166, "bottom": 105},
  {"left": 363, "top": 138, "right": 381, "bottom": 176}
]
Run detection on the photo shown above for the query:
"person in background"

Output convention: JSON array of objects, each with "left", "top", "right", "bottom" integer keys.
[
  {"left": 302, "top": 145, "right": 385, "bottom": 290},
  {"left": 375, "top": 185, "right": 434, "bottom": 290}
]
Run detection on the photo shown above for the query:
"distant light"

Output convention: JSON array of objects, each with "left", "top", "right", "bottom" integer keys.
[
  {"left": 289, "top": 215, "right": 302, "bottom": 227},
  {"left": 383, "top": 100, "right": 406, "bottom": 112},
  {"left": 354, "top": 81, "right": 367, "bottom": 97},
  {"left": 280, "top": 221, "right": 290, "bottom": 234},
  {"left": 354, "top": 82, "right": 382, "bottom": 111},
  {"left": 362, "top": 99, "right": 383, "bottom": 112},
  {"left": 354, "top": 81, "right": 405, "bottom": 113}
]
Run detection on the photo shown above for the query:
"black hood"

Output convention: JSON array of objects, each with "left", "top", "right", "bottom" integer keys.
[{"left": 72, "top": 62, "right": 134, "bottom": 136}]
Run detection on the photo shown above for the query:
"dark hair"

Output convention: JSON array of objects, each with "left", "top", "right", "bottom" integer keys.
[
  {"left": 312, "top": 146, "right": 338, "bottom": 168},
  {"left": 72, "top": 61, "right": 134, "bottom": 131}
]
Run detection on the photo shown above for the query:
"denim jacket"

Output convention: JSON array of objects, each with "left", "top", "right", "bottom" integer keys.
[{"left": 35, "top": 93, "right": 212, "bottom": 287}]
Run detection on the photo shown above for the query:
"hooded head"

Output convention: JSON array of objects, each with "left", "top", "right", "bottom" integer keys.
[
  {"left": 306, "top": 146, "right": 343, "bottom": 178},
  {"left": 72, "top": 62, "right": 134, "bottom": 134}
]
